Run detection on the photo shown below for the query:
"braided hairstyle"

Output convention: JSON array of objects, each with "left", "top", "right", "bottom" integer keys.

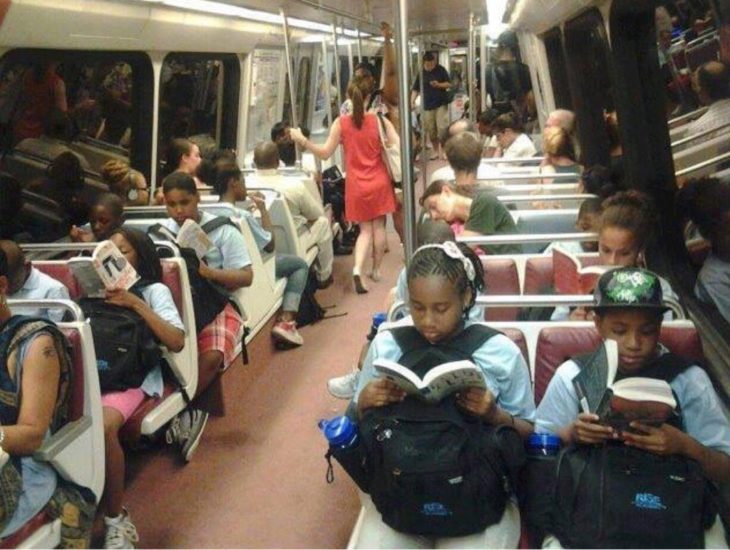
[{"left": 407, "top": 242, "right": 485, "bottom": 316}]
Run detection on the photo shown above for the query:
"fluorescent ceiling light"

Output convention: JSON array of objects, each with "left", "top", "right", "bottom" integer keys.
[{"left": 485, "top": 0, "right": 509, "bottom": 39}]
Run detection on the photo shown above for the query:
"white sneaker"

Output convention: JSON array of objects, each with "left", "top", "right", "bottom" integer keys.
[
  {"left": 165, "top": 408, "right": 209, "bottom": 462},
  {"left": 104, "top": 509, "right": 139, "bottom": 549},
  {"left": 327, "top": 370, "right": 360, "bottom": 400}
]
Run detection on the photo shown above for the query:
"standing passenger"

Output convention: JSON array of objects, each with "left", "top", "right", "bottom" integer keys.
[
  {"left": 410, "top": 52, "right": 452, "bottom": 160},
  {"left": 291, "top": 78, "right": 398, "bottom": 294}
]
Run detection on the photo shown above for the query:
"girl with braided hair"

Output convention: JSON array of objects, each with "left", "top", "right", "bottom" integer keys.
[{"left": 351, "top": 242, "right": 535, "bottom": 548}]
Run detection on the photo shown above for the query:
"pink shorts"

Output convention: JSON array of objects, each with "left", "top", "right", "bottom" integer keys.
[{"left": 101, "top": 387, "right": 146, "bottom": 422}]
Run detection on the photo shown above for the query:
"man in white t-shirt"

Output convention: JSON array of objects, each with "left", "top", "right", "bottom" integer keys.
[
  {"left": 687, "top": 61, "right": 730, "bottom": 142},
  {"left": 250, "top": 142, "right": 334, "bottom": 288},
  {"left": 478, "top": 109, "right": 500, "bottom": 158},
  {"left": 493, "top": 112, "right": 537, "bottom": 159}
]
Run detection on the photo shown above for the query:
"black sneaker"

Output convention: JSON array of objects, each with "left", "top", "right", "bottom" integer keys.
[{"left": 165, "top": 408, "right": 209, "bottom": 462}]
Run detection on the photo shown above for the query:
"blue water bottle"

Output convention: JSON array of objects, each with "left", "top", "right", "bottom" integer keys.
[
  {"left": 524, "top": 433, "right": 561, "bottom": 545},
  {"left": 319, "top": 415, "right": 359, "bottom": 449},
  {"left": 527, "top": 433, "right": 561, "bottom": 459},
  {"left": 367, "top": 312, "right": 388, "bottom": 342}
]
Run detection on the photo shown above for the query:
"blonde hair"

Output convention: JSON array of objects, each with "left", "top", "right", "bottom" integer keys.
[
  {"left": 543, "top": 126, "right": 575, "bottom": 160},
  {"left": 101, "top": 159, "right": 142, "bottom": 199}
]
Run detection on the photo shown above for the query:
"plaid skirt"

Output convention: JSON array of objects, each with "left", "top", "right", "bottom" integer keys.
[{"left": 197, "top": 303, "right": 244, "bottom": 369}]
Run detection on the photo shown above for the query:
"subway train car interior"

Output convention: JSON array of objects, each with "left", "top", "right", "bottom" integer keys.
[{"left": 0, "top": 0, "right": 730, "bottom": 547}]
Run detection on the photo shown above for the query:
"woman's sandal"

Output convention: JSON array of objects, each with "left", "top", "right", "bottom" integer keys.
[{"left": 353, "top": 274, "right": 368, "bottom": 294}]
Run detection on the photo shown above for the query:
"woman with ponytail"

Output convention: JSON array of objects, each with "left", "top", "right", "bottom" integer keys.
[{"left": 291, "top": 77, "right": 398, "bottom": 294}]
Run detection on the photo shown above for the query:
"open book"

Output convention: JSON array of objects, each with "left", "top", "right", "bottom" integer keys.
[
  {"left": 572, "top": 340, "right": 677, "bottom": 432},
  {"left": 68, "top": 240, "right": 139, "bottom": 298},
  {"left": 553, "top": 246, "right": 611, "bottom": 294},
  {"left": 374, "top": 358, "right": 486, "bottom": 403},
  {"left": 152, "top": 219, "right": 213, "bottom": 260}
]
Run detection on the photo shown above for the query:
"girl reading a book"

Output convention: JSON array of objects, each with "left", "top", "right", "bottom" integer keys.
[
  {"left": 352, "top": 242, "right": 535, "bottom": 548},
  {"left": 556, "top": 191, "right": 678, "bottom": 321},
  {"left": 100, "top": 228, "right": 185, "bottom": 549},
  {"left": 535, "top": 267, "right": 730, "bottom": 548}
]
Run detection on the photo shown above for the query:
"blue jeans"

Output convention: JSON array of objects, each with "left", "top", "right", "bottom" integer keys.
[{"left": 275, "top": 254, "right": 309, "bottom": 314}]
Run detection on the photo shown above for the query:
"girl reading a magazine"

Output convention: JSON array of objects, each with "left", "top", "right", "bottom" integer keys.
[
  {"left": 100, "top": 228, "right": 185, "bottom": 549},
  {"left": 352, "top": 242, "right": 535, "bottom": 548}
]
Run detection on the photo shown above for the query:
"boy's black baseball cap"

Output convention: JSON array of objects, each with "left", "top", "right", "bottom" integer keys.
[{"left": 594, "top": 267, "right": 669, "bottom": 312}]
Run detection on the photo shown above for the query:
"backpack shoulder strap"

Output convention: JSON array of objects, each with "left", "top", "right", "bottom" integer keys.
[
  {"left": 448, "top": 324, "right": 502, "bottom": 358},
  {"left": 388, "top": 325, "right": 429, "bottom": 357},
  {"left": 200, "top": 216, "right": 239, "bottom": 235},
  {"left": 148, "top": 223, "right": 177, "bottom": 240}
]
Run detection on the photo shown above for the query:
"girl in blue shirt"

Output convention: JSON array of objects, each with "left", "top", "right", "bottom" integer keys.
[{"left": 353, "top": 242, "right": 535, "bottom": 549}]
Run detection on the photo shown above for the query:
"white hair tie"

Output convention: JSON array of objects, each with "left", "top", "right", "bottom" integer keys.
[{"left": 415, "top": 242, "right": 476, "bottom": 283}]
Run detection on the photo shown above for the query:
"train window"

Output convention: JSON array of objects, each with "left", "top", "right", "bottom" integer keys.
[
  {"left": 245, "top": 49, "right": 285, "bottom": 153},
  {"left": 542, "top": 28, "right": 573, "bottom": 110},
  {"left": 564, "top": 8, "right": 615, "bottom": 167},
  {"left": 158, "top": 53, "right": 239, "bottom": 175},
  {"left": 0, "top": 49, "right": 152, "bottom": 177}
]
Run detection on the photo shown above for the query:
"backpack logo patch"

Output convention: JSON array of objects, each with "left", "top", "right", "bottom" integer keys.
[
  {"left": 633, "top": 493, "right": 666, "bottom": 510},
  {"left": 421, "top": 502, "right": 451, "bottom": 516}
]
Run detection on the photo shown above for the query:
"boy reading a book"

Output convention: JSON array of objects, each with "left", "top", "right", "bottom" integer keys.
[{"left": 535, "top": 267, "right": 730, "bottom": 547}]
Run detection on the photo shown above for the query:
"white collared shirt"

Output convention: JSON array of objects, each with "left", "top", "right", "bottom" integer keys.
[{"left": 10, "top": 267, "right": 70, "bottom": 322}]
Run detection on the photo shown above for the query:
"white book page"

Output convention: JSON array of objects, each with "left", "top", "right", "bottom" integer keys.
[
  {"left": 374, "top": 358, "right": 423, "bottom": 395},
  {"left": 422, "top": 360, "right": 485, "bottom": 401},
  {"left": 177, "top": 219, "right": 213, "bottom": 259}
]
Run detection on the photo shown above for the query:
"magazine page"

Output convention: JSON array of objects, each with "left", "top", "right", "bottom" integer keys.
[
  {"left": 91, "top": 240, "right": 139, "bottom": 291},
  {"left": 68, "top": 257, "right": 106, "bottom": 298},
  {"left": 177, "top": 219, "right": 213, "bottom": 260}
]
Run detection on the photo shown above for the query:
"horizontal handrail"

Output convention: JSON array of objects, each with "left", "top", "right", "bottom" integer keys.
[
  {"left": 7, "top": 299, "right": 84, "bottom": 322},
  {"left": 457, "top": 232, "right": 598, "bottom": 245},
  {"left": 669, "top": 106, "right": 708, "bottom": 128},
  {"left": 479, "top": 157, "right": 545, "bottom": 165},
  {"left": 498, "top": 193, "right": 596, "bottom": 203},
  {"left": 486, "top": 183, "right": 581, "bottom": 193},
  {"left": 671, "top": 123, "right": 730, "bottom": 148},
  {"left": 21, "top": 241, "right": 178, "bottom": 256},
  {"left": 475, "top": 172, "right": 581, "bottom": 184},
  {"left": 676, "top": 151, "right": 730, "bottom": 177}
]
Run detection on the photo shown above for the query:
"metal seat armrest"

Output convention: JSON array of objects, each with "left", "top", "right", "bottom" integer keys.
[{"left": 33, "top": 416, "right": 92, "bottom": 462}]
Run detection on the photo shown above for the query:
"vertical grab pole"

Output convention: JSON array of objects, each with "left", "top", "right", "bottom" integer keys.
[
  {"left": 331, "top": 19, "right": 342, "bottom": 108},
  {"left": 468, "top": 12, "right": 476, "bottom": 122},
  {"left": 280, "top": 9, "right": 299, "bottom": 129},
  {"left": 418, "top": 38, "right": 428, "bottom": 190},
  {"left": 356, "top": 29, "right": 363, "bottom": 64},
  {"left": 394, "top": 0, "right": 416, "bottom": 262},
  {"left": 480, "top": 23, "right": 487, "bottom": 113}
]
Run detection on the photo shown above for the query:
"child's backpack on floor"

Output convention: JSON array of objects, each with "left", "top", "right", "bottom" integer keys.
[
  {"left": 296, "top": 267, "right": 326, "bottom": 327},
  {"left": 80, "top": 287, "right": 162, "bottom": 392},
  {"left": 359, "top": 324, "right": 525, "bottom": 537},
  {"left": 541, "top": 352, "right": 716, "bottom": 548}
]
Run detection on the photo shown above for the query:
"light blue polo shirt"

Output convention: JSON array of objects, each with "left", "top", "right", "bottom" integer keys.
[
  {"left": 234, "top": 207, "right": 272, "bottom": 253},
  {"left": 159, "top": 211, "right": 251, "bottom": 271},
  {"left": 354, "top": 317, "right": 536, "bottom": 422},
  {"left": 535, "top": 347, "right": 730, "bottom": 455},
  {"left": 10, "top": 267, "right": 71, "bottom": 322}
]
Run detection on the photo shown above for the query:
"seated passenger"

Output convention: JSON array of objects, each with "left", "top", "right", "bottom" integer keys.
[
  {"left": 678, "top": 177, "right": 730, "bottom": 323},
  {"left": 250, "top": 141, "right": 334, "bottom": 289},
  {"left": 69, "top": 192, "right": 125, "bottom": 243},
  {"left": 154, "top": 138, "right": 204, "bottom": 203},
  {"left": 477, "top": 108, "right": 500, "bottom": 158},
  {"left": 351, "top": 243, "right": 534, "bottom": 548},
  {"left": 100, "top": 159, "right": 150, "bottom": 206},
  {"left": 27, "top": 151, "right": 89, "bottom": 228},
  {"left": 429, "top": 131, "right": 499, "bottom": 186},
  {"left": 0, "top": 248, "right": 96, "bottom": 545},
  {"left": 544, "top": 197, "right": 602, "bottom": 255},
  {"left": 158, "top": 172, "right": 251, "bottom": 454},
  {"left": 99, "top": 228, "right": 185, "bottom": 549},
  {"left": 492, "top": 112, "right": 536, "bottom": 159},
  {"left": 686, "top": 61, "right": 730, "bottom": 141},
  {"left": 579, "top": 164, "right": 619, "bottom": 199},
  {"left": 553, "top": 191, "right": 678, "bottom": 321},
  {"left": 420, "top": 180, "right": 523, "bottom": 255},
  {"left": 540, "top": 126, "right": 581, "bottom": 182},
  {"left": 214, "top": 161, "right": 308, "bottom": 347},
  {"left": 0, "top": 239, "right": 70, "bottom": 321},
  {"left": 271, "top": 121, "right": 296, "bottom": 167},
  {"left": 535, "top": 267, "right": 730, "bottom": 548}
]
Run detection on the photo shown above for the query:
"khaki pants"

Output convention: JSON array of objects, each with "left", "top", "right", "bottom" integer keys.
[
  {"left": 422, "top": 104, "right": 449, "bottom": 143},
  {"left": 307, "top": 216, "right": 333, "bottom": 281}
]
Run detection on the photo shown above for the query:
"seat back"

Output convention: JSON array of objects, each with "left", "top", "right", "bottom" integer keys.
[
  {"left": 513, "top": 209, "right": 579, "bottom": 254},
  {"left": 502, "top": 327, "right": 530, "bottom": 377},
  {"left": 533, "top": 324, "right": 704, "bottom": 405},
  {"left": 32, "top": 261, "right": 81, "bottom": 298},
  {"left": 673, "top": 132, "right": 730, "bottom": 173},
  {"left": 481, "top": 257, "right": 520, "bottom": 321}
]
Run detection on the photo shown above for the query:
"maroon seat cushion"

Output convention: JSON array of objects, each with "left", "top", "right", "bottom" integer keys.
[
  {"left": 160, "top": 260, "right": 183, "bottom": 315},
  {"left": 481, "top": 257, "right": 520, "bottom": 321},
  {"left": 534, "top": 325, "right": 704, "bottom": 406},
  {"left": 120, "top": 381, "right": 176, "bottom": 444},
  {"left": 502, "top": 328, "right": 530, "bottom": 381},
  {"left": 32, "top": 262, "right": 80, "bottom": 299}
]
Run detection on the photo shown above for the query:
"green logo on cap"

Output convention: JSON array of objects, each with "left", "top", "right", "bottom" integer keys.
[{"left": 606, "top": 271, "right": 657, "bottom": 304}]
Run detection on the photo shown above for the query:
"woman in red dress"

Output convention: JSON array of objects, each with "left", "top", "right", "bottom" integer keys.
[{"left": 292, "top": 78, "right": 399, "bottom": 294}]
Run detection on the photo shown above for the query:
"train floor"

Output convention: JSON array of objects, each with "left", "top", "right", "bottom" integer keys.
[{"left": 119, "top": 233, "right": 406, "bottom": 548}]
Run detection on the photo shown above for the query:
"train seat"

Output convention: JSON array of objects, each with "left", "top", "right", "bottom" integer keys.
[
  {"left": 673, "top": 132, "right": 730, "bottom": 175},
  {"left": 0, "top": 316, "right": 104, "bottom": 549},
  {"left": 481, "top": 257, "right": 520, "bottom": 321},
  {"left": 533, "top": 324, "right": 704, "bottom": 405},
  {"left": 523, "top": 253, "right": 601, "bottom": 295},
  {"left": 512, "top": 210, "right": 579, "bottom": 254}
]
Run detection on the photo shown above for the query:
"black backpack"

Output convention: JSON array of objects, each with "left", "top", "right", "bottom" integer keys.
[
  {"left": 80, "top": 286, "right": 162, "bottom": 392},
  {"left": 148, "top": 217, "right": 235, "bottom": 332},
  {"left": 295, "top": 266, "right": 326, "bottom": 327},
  {"left": 360, "top": 324, "right": 526, "bottom": 537},
  {"left": 548, "top": 353, "right": 716, "bottom": 549}
]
